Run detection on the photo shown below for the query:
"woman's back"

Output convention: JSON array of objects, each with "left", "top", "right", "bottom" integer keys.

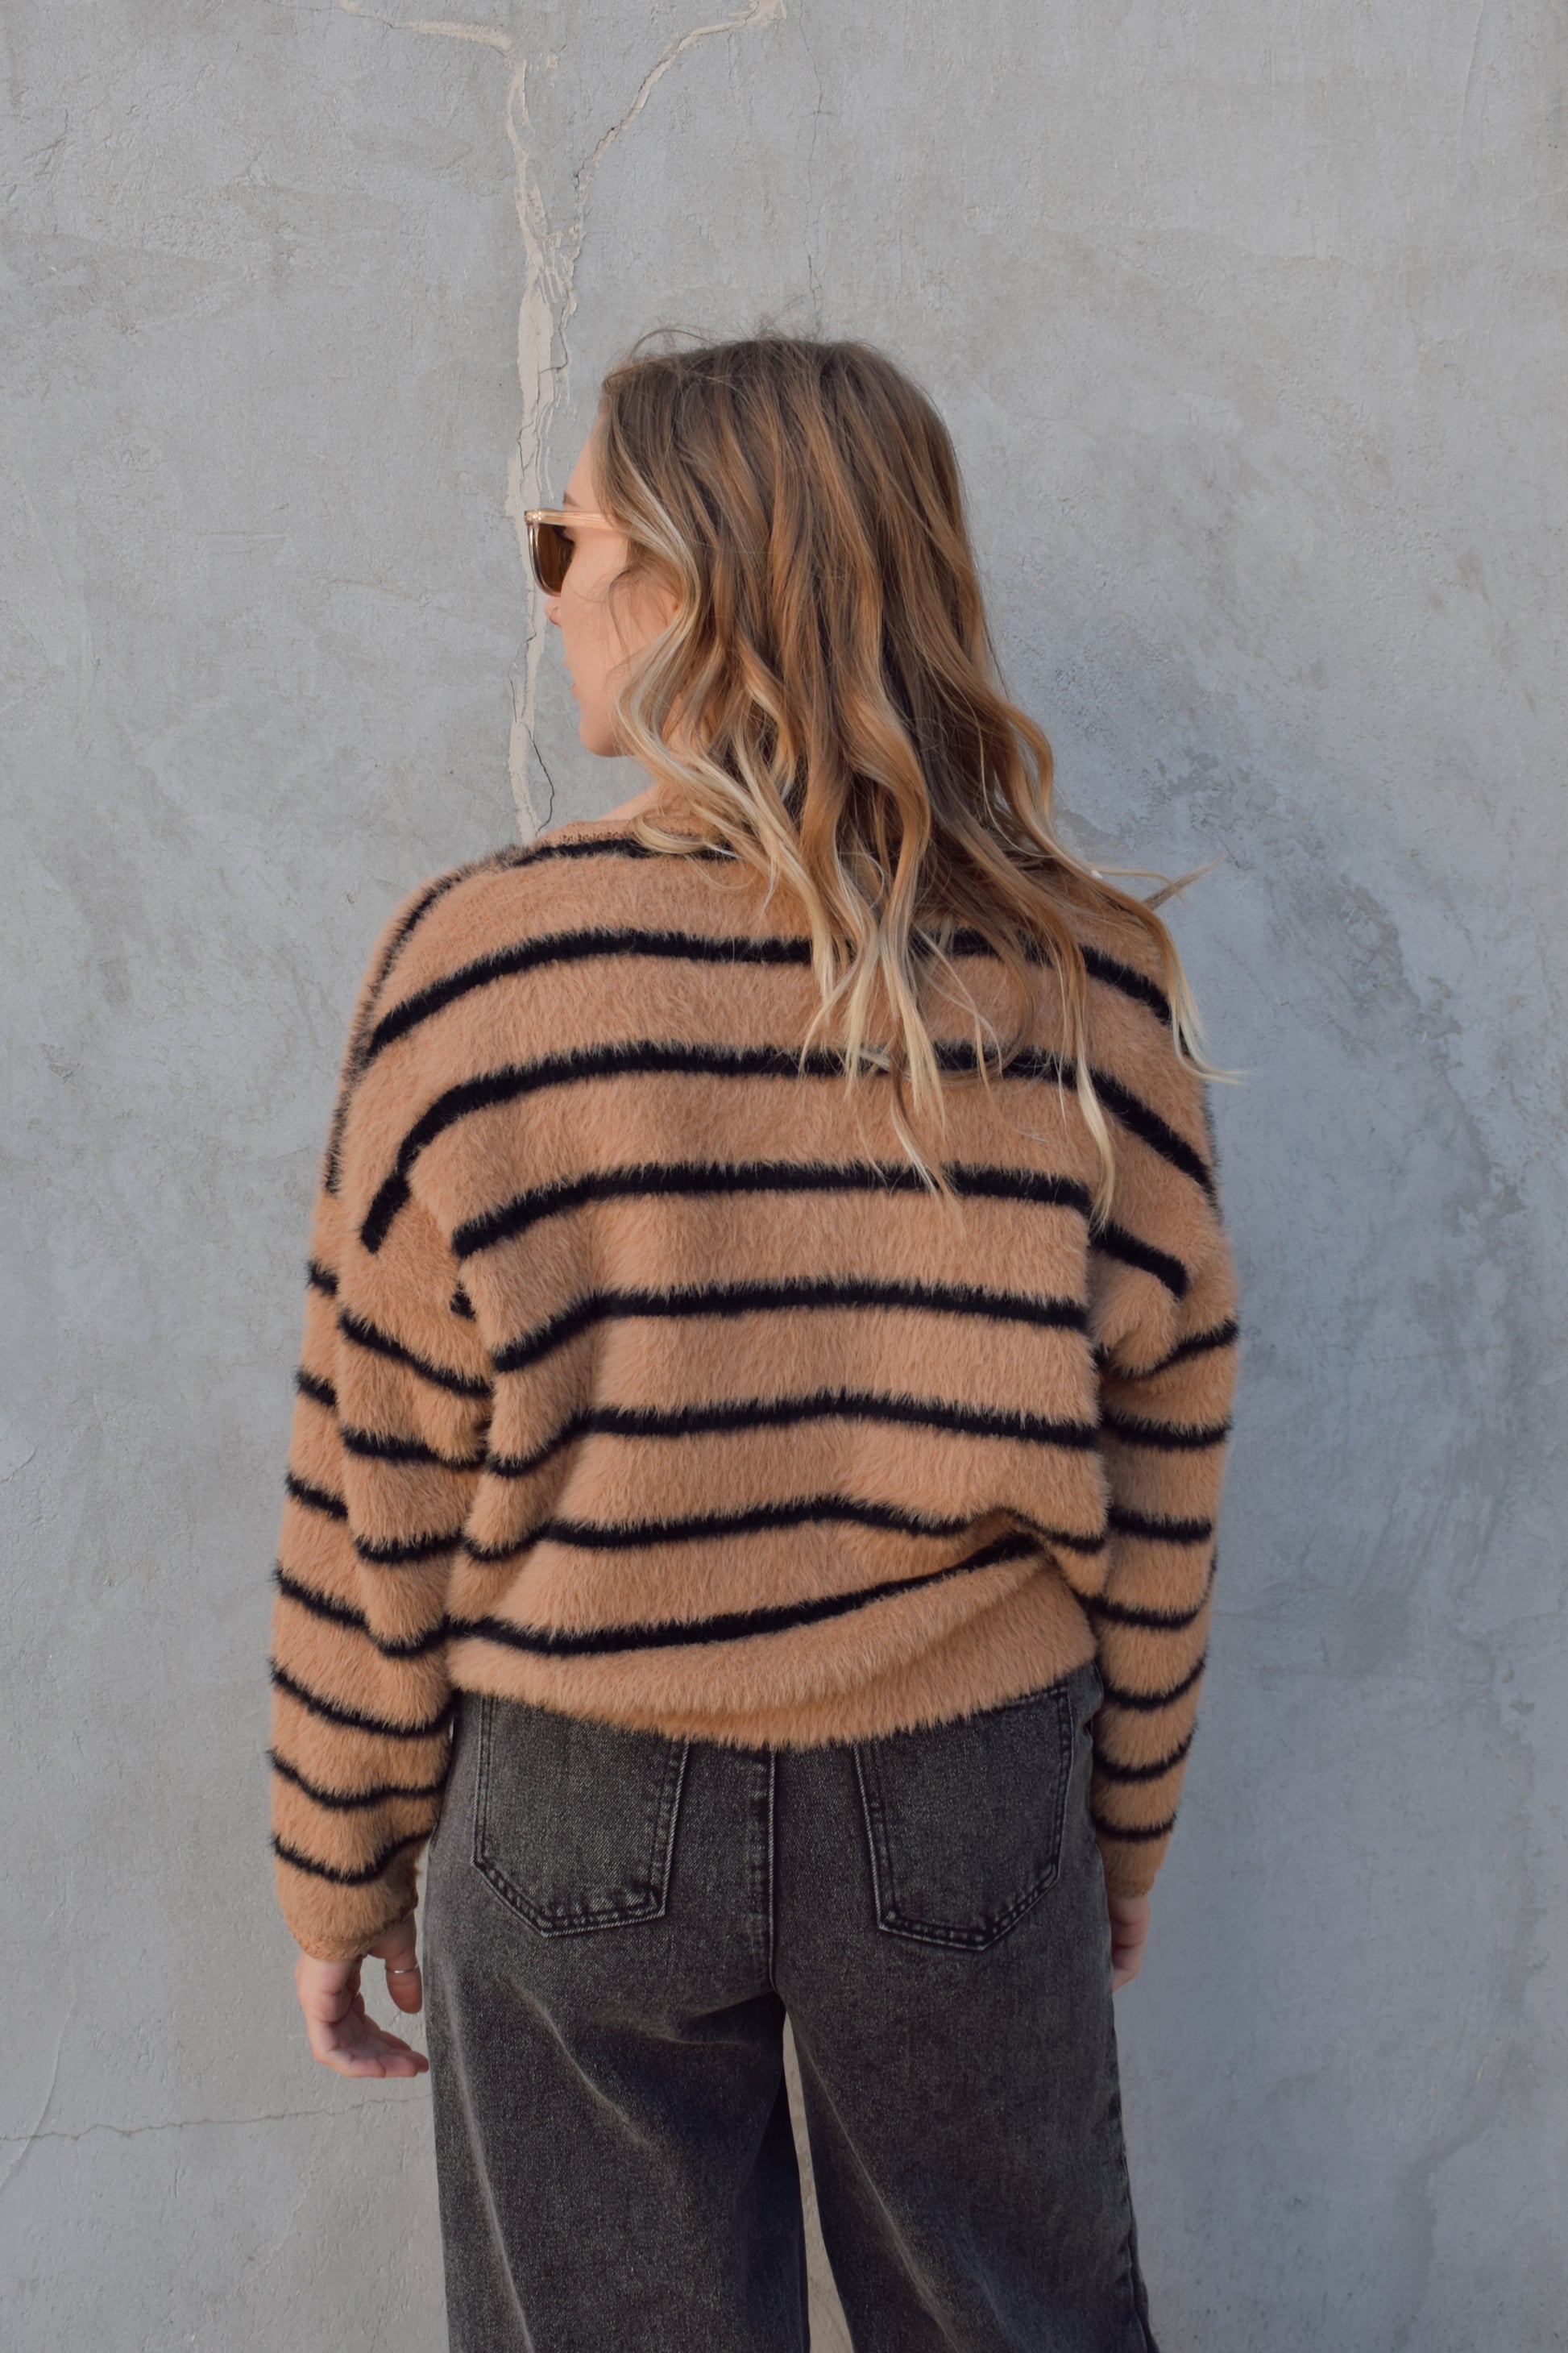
[{"left": 274, "top": 803, "right": 1234, "bottom": 1964}]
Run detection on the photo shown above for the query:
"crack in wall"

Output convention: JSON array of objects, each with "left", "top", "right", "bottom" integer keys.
[
  {"left": 339, "top": 0, "right": 785, "bottom": 836},
  {"left": 0, "top": 1980, "right": 74, "bottom": 2202},
  {"left": 797, "top": 9, "right": 827, "bottom": 323},
  {"left": 1, "top": 2096, "right": 407, "bottom": 2150}
]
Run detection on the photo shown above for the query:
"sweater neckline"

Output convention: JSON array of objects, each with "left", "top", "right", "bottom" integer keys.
[{"left": 534, "top": 805, "right": 724, "bottom": 850}]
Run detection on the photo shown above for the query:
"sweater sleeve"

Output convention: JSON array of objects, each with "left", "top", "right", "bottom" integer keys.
[
  {"left": 266, "top": 886, "right": 494, "bottom": 1962},
  {"left": 1085, "top": 1054, "right": 1240, "bottom": 1899}
]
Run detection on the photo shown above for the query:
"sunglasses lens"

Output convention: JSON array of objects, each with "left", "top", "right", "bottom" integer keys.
[{"left": 529, "top": 518, "right": 572, "bottom": 596}]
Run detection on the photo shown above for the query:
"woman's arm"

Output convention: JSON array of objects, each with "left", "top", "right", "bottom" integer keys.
[
  {"left": 266, "top": 884, "right": 493, "bottom": 1974},
  {"left": 1086, "top": 1059, "right": 1240, "bottom": 1910}
]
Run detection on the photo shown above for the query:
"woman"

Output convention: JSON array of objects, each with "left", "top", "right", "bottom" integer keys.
[{"left": 267, "top": 334, "right": 1238, "bottom": 2352}]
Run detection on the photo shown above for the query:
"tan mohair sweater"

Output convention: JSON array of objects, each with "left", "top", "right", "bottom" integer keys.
[{"left": 267, "top": 812, "right": 1239, "bottom": 1961}]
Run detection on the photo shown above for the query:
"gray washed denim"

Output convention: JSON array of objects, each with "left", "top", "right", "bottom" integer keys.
[{"left": 421, "top": 1658, "right": 1159, "bottom": 2352}]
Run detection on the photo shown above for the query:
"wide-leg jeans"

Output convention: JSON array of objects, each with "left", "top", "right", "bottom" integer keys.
[{"left": 421, "top": 1657, "right": 1160, "bottom": 2352}]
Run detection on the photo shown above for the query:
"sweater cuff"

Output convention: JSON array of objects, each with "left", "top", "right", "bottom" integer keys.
[
  {"left": 275, "top": 1845, "right": 424, "bottom": 1964},
  {"left": 1093, "top": 1823, "right": 1171, "bottom": 1901}
]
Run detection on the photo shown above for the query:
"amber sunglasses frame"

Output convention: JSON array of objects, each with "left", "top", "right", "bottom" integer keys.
[{"left": 523, "top": 508, "right": 615, "bottom": 596}]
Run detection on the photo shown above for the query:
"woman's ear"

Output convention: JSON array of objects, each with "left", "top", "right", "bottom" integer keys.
[
  {"left": 636, "top": 555, "right": 682, "bottom": 634},
  {"left": 611, "top": 559, "right": 681, "bottom": 656}
]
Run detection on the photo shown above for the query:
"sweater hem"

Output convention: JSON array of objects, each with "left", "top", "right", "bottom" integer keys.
[{"left": 444, "top": 1562, "right": 1099, "bottom": 1749}]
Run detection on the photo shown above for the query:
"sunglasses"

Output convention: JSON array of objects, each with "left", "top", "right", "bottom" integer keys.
[{"left": 523, "top": 508, "right": 615, "bottom": 596}]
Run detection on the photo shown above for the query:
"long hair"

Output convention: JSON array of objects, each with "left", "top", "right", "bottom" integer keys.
[{"left": 591, "top": 331, "right": 1226, "bottom": 1222}]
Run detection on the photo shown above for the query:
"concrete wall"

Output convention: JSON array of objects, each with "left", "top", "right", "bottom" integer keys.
[{"left": 3, "top": 3, "right": 1563, "bottom": 2346}]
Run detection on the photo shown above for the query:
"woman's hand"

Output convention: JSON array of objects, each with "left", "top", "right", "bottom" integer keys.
[
  {"left": 294, "top": 1912, "right": 430, "bottom": 2078},
  {"left": 1106, "top": 1889, "right": 1151, "bottom": 1990}
]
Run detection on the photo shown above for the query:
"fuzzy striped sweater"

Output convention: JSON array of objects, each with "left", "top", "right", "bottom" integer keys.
[{"left": 267, "top": 811, "right": 1239, "bottom": 1961}]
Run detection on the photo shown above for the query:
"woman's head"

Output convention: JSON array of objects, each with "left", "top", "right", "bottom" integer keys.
[
  {"left": 539, "top": 438, "right": 677, "bottom": 759},
  {"left": 585, "top": 336, "right": 999, "bottom": 819},
  {"left": 543, "top": 332, "right": 1221, "bottom": 1210}
]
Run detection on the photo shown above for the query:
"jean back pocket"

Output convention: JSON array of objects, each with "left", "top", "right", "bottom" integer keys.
[
  {"left": 473, "top": 1694, "right": 689, "bottom": 1936},
  {"left": 853, "top": 1683, "right": 1074, "bottom": 1949}
]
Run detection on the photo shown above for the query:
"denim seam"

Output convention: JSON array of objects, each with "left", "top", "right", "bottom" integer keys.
[
  {"left": 1099, "top": 1874, "right": 1155, "bottom": 2349},
  {"left": 1107, "top": 2071, "right": 1151, "bottom": 2346},
  {"left": 765, "top": 1749, "right": 778, "bottom": 1987}
]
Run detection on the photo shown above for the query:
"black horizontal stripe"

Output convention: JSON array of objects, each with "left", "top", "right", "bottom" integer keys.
[
  {"left": 367, "top": 1040, "right": 1004, "bottom": 1252},
  {"left": 458, "top": 1157, "right": 1093, "bottom": 1264},
  {"left": 357, "top": 865, "right": 509, "bottom": 1044},
  {"left": 1093, "top": 1728, "right": 1196, "bottom": 1784},
  {"left": 284, "top": 1484, "right": 466, "bottom": 1567},
  {"left": 268, "top": 1744, "right": 451, "bottom": 1811},
  {"left": 927, "top": 930, "right": 1175, "bottom": 1027},
  {"left": 326, "top": 849, "right": 541, "bottom": 1194},
  {"left": 1088, "top": 1557, "right": 1217, "bottom": 1632},
  {"left": 272, "top": 1826, "right": 433, "bottom": 1888},
  {"left": 1079, "top": 945, "right": 1172, "bottom": 1025},
  {"left": 351, "top": 852, "right": 553, "bottom": 1063},
  {"left": 1099, "top": 1407, "right": 1231, "bottom": 1450},
  {"left": 1108, "top": 1506, "right": 1214, "bottom": 1546},
  {"left": 275, "top": 1562, "right": 367, "bottom": 1639},
  {"left": 1089, "top": 1070, "right": 1214, "bottom": 1197},
  {"left": 1097, "top": 1653, "right": 1208, "bottom": 1712},
  {"left": 492, "top": 1274, "right": 1088, "bottom": 1377},
  {"left": 338, "top": 1307, "right": 491, "bottom": 1399},
  {"left": 527, "top": 830, "right": 735, "bottom": 869},
  {"left": 341, "top": 1423, "right": 486, "bottom": 1471},
  {"left": 285, "top": 1471, "right": 347, "bottom": 1522},
  {"left": 1089, "top": 1807, "right": 1178, "bottom": 1845},
  {"left": 272, "top": 1564, "right": 447, "bottom": 1659},
  {"left": 358, "top": 916, "right": 1175, "bottom": 1072},
  {"left": 516, "top": 829, "right": 730, "bottom": 865},
  {"left": 357, "top": 858, "right": 522, "bottom": 1023},
  {"left": 270, "top": 1658, "right": 457, "bottom": 1741},
  {"left": 361, "top": 1035, "right": 1203, "bottom": 1255},
  {"left": 485, "top": 1388, "right": 1101, "bottom": 1482},
  {"left": 355, "top": 1526, "right": 466, "bottom": 1567},
  {"left": 1134, "top": 1317, "right": 1240, "bottom": 1379},
  {"left": 933, "top": 930, "right": 1173, "bottom": 1027},
  {"left": 448, "top": 1527, "right": 1042, "bottom": 1658},
  {"left": 306, "top": 1258, "right": 339, "bottom": 1298},
  {"left": 296, "top": 1367, "right": 337, "bottom": 1412},
  {"left": 464, "top": 1494, "right": 1106, "bottom": 1566},
  {"left": 1092, "top": 1221, "right": 1189, "bottom": 1299},
  {"left": 363, "top": 924, "right": 815, "bottom": 1066},
  {"left": 450, "top": 1285, "right": 475, "bottom": 1320}
]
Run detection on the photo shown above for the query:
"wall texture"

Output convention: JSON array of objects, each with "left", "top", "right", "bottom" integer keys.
[{"left": 3, "top": 3, "right": 1564, "bottom": 2347}]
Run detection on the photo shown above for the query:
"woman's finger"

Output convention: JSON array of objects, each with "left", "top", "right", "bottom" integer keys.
[
  {"left": 367, "top": 1917, "right": 425, "bottom": 2017},
  {"left": 381, "top": 1962, "right": 423, "bottom": 2015},
  {"left": 1105, "top": 1889, "right": 1151, "bottom": 1990},
  {"left": 310, "top": 2009, "right": 429, "bottom": 2078}
]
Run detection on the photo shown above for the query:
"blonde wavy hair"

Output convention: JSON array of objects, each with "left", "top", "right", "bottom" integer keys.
[{"left": 590, "top": 331, "right": 1225, "bottom": 1222}]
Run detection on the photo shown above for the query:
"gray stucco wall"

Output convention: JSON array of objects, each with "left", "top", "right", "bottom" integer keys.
[{"left": 3, "top": 4, "right": 1564, "bottom": 2347}]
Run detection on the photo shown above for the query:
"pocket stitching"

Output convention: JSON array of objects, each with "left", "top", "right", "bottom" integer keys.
[
  {"left": 856, "top": 1686, "right": 1074, "bottom": 1951},
  {"left": 472, "top": 1693, "right": 689, "bottom": 1937}
]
